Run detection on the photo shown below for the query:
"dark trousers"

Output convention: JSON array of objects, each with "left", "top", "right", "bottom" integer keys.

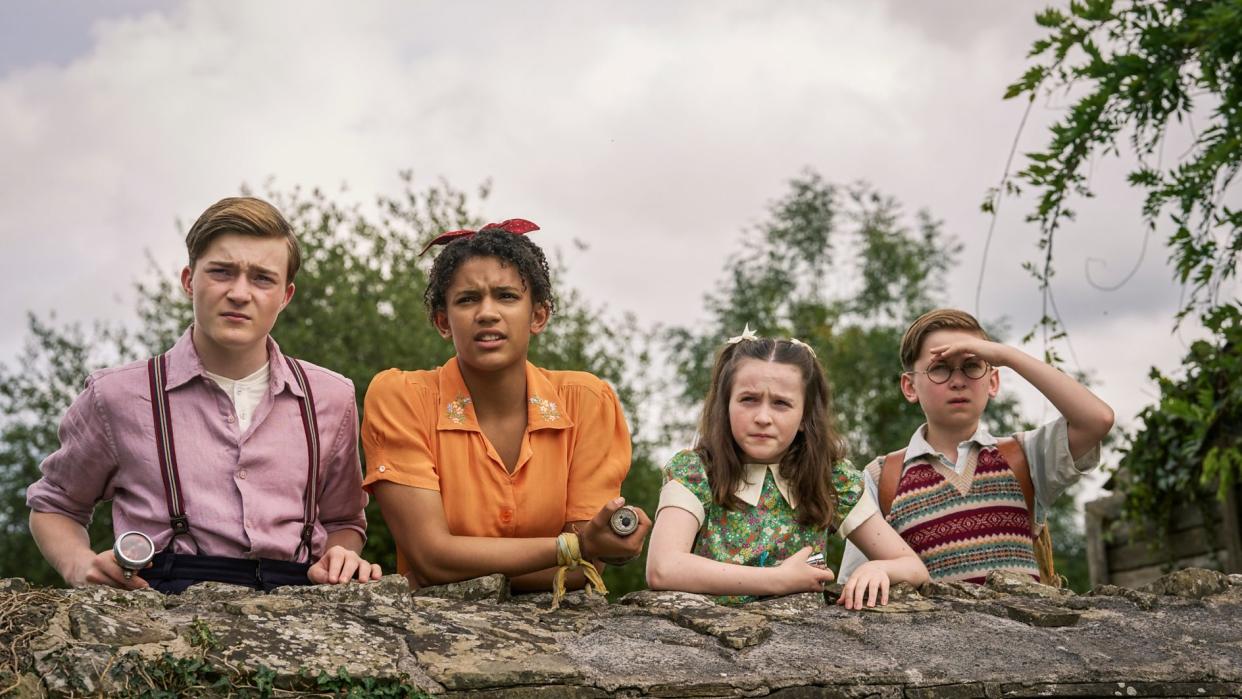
[{"left": 139, "top": 552, "right": 312, "bottom": 594}]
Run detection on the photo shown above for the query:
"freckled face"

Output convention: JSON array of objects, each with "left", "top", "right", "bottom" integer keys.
[
  {"left": 433, "top": 256, "right": 548, "bottom": 375},
  {"left": 728, "top": 358, "right": 805, "bottom": 464},
  {"left": 181, "top": 233, "right": 293, "bottom": 357}
]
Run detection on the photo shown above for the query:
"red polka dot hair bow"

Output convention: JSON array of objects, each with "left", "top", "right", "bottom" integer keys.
[{"left": 418, "top": 218, "right": 540, "bottom": 256}]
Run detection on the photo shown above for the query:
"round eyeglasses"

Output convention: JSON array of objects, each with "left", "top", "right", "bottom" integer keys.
[{"left": 906, "top": 358, "right": 991, "bottom": 384}]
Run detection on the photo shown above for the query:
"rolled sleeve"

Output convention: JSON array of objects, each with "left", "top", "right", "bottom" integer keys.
[
  {"left": 563, "top": 382, "right": 630, "bottom": 522},
  {"left": 316, "top": 397, "right": 368, "bottom": 542},
  {"left": 656, "top": 480, "right": 706, "bottom": 526},
  {"left": 838, "top": 458, "right": 884, "bottom": 581},
  {"left": 1017, "top": 415, "right": 1100, "bottom": 512},
  {"left": 838, "top": 496, "right": 879, "bottom": 540},
  {"left": 25, "top": 378, "right": 119, "bottom": 525},
  {"left": 361, "top": 370, "right": 441, "bottom": 493}
]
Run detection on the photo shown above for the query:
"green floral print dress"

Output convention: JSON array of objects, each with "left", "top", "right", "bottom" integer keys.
[{"left": 659, "top": 449, "right": 865, "bottom": 604}]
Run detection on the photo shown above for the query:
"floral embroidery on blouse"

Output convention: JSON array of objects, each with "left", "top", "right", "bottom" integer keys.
[
  {"left": 529, "top": 396, "right": 561, "bottom": 423},
  {"left": 661, "top": 450, "right": 862, "bottom": 604},
  {"left": 445, "top": 395, "right": 472, "bottom": 424}
]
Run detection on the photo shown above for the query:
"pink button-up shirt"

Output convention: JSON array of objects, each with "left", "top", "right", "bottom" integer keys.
[{"left": 26, "top": 329, "right": 367, "bottom": 560}]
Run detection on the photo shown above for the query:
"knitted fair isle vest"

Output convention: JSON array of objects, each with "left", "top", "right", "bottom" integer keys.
[{"left": 884, "top": 446, "right": 1039, "bottom": 584}]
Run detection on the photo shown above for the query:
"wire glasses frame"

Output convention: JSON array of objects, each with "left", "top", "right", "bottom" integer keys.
[{"left": 905, "top": 359, "right": 992, "bottom": 384}]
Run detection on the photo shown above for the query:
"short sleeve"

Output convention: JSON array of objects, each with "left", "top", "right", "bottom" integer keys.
[
  {"left": 563, "top": 381, "right": 631, "bottom": 522},
  {"left": 26, "top": 377, "right": 120, "bottom": 525},
  {"left": 832, "top": 461, "right": 880, "bottom": 540},
  {"left": 1016, "top": 415, "right": 1100, "bottom": 512},
  {"left": 656, "top": 450, "right": 712, "bottom": 526},
  {"left": 360, "top": 370, "right": 441, "bottom": 493}
]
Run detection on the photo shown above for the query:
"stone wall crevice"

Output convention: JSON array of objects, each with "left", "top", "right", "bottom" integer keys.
[{"left": 1, "top": 569, "right": 1239, "bottom": 697}]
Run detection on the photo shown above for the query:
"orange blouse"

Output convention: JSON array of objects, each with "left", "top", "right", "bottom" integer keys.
[{"left": 361, "top": 357, "right": 631, "bottom": 545}]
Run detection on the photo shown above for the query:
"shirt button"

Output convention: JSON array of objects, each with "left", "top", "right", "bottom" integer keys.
[
  {"left": 245, "top": 520, "right": 253, "bottom": 528},
  {"left": 377, "top": 465, "right": 386, "bottom": 473},
  {"left": 500, "top": 509, "right": 513, "bottom": 523},
  {"left": 238, "top": 469, "right": 247, "bottom": 479},
  {"left": 226, "top": 415, "right": 235, "bottom": 424}
]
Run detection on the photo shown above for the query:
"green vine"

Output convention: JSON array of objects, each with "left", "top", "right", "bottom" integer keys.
[
  {"left": 1007, "top": 0, "right": 1242, "bottom": 338},
  {"left": 1114, "top": 303, "right": 1242, "bottom": 553}
]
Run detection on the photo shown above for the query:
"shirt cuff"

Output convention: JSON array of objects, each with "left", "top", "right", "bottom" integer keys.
[
  {"left": 323, "top": 522, "right": 368, "bottom": 546},
  {"left": 656, "top": 480, "right": 705, "bottom": 527},
  {"left": 26, "top": 481, "right": 94, "bottom": 527},
  {"left": 838, "top": 494, "right": 880, "bottom": 540},
  {"left": 361, "top": 462, "right": 440, "bottom": 493}
]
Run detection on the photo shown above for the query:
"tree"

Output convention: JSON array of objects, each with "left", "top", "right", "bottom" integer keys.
[
  {"left": 0, "top": 173, "right": 660, "bottom": 596},
  {"left": 1007, "top": 0, "right": 1242, "bottom": 550},
  {"left": 1004, "top": 0, "right": 1242, "bottom": 325},
  {"left": 665, "top": 172, "right": 1063, "bottom": 578},
  {"left": 0, "top": 318, "right": 131, "bottom": 586}
]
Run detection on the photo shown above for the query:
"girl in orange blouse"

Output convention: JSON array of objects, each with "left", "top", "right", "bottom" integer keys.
[{"left": 362, "top": 221, "right": 649, "bottom": 593}]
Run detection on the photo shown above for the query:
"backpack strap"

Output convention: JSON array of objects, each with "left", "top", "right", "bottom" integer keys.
[
  {"left": 283, "top": 357, "right": 321, "bottom": 563},
  {"left": 147, "top": 354, "right": 195, "bottom": 551},
  {"left": 996, "top": 437, "right": 1035, "bottom": 523},
  {"left": 877, "top": 449, "right": 906, "bottom": 517},
  {"left": 995, "top": 436, "right": 1060, "bottom": 587}
]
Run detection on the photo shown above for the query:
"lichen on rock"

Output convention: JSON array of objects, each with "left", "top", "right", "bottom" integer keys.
[{"left": 0, "top": 568, "right": 1239, "bottom": 697}]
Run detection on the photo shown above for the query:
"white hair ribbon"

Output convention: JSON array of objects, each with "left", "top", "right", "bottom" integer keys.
[{"left": 726, "top": 323, "right": 759, "bottom": 345}]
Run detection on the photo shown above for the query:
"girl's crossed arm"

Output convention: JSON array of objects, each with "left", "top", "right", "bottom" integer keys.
[
  {"left": 838, "top": 513, "right": 929, "bottom": 609},
  {"left": 645, "top": 506, "right": 834, "bottom": 598},
  {"left": 375, "top": 484, "right": 646, "bottom": 588}
]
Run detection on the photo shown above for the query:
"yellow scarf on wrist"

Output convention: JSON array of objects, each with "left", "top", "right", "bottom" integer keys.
[{"left": 551, "top": 532, "right": 608, "bottom": 609}]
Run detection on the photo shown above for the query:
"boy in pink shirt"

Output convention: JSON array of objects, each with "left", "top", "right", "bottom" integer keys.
[{"left": 27, "top": 197, "right": 381, "bottom": 592}]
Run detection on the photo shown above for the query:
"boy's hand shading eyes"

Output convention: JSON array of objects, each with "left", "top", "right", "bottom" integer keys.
[
  {"left": 837, "top": 560, "right": 891, "bottom": 610},
  {"left": 927, "top": 337, "right": 1012, "bottom": 368},
  {"left": 776, "top": 546, "right": 835, "bottom": 594}
]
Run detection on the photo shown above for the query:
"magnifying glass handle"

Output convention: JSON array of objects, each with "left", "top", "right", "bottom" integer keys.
[{"left": 609, "top": 506, "right": 639, "bottom": 536}]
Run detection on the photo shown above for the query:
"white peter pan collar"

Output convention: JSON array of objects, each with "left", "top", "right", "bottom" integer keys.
[{"left": 736, "top": 463, "right": 797, "bottom": 509}]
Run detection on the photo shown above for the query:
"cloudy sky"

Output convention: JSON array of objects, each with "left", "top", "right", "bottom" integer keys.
[{"left": 0, "top": 1, "right": 1222, "bottom": 498}]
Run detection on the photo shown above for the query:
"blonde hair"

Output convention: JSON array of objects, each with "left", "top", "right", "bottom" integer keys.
[
  {"left": 185, "top": 197, "right": 301, "bottom": 282},
  {"left": 899, "top": 308, "right": 990, "bottom": 370}
]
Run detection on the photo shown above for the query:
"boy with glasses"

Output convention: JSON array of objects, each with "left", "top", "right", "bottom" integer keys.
[{"left": 839, "top": 308, "right": 1114, "bottom": 587}]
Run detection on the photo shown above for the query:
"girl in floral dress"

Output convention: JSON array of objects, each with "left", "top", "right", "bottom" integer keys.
[{"left": 645, "top": 330, "right": 928, "bottom": 607}]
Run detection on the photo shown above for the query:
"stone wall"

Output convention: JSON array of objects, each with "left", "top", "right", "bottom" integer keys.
[{"left": 2, "top": 569, "right": 1240, "bottom": 698}]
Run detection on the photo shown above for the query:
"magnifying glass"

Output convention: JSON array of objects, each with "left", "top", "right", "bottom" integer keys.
[
  {"left": 609, "top": 506, "right": 639, "bottom": 536},
  {"left": 112, "top": 531, "right": 155, "bottom": 580}
]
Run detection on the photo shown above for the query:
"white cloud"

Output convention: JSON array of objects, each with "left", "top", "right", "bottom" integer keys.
[{"left": 0, "top": 0, "right": 1215, "bottom": 486}]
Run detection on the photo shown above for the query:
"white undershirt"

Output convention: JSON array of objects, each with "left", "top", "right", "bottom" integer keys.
[{"left": 204, "top": 363, "right": 270, "bottom": 431}]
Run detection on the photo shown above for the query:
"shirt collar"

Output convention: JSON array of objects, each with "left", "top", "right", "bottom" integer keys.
[
  {"left": 163, "top": 326, "right": 301, "bottom": 397},
  {"left": 735, "top": 463, "right": 797, "bottom": 509},
  {"left": 904, "top": 422, "right": 997, "bottom": 464},
  {"left": 435, "top": 357, "right": 574, "bottom": 432}
]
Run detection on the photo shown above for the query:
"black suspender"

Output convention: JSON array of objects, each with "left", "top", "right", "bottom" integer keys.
[
  {"left": 146, "top": 355, "right": 322, "bottom": 562},
  {"left": 148, "top": 355, "right": 191, "bottom": 541},
  {"left": 283, "top": 356, "right": 321, "bottom": 563}
]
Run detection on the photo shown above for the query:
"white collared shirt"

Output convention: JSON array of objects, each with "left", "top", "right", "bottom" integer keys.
[
  {"left": 205, "top": 363, "right": 271, "bottom": 432},
  {"left": 838, "top": 416, "right": 1100, "bottom": 581},
  {"left": 657, "top": 460, "right": 879, "bottom": 540}
]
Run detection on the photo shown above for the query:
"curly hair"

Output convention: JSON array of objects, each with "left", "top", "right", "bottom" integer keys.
[{"left": 423, "top": 229, "right": 556, "bottom": 321}]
